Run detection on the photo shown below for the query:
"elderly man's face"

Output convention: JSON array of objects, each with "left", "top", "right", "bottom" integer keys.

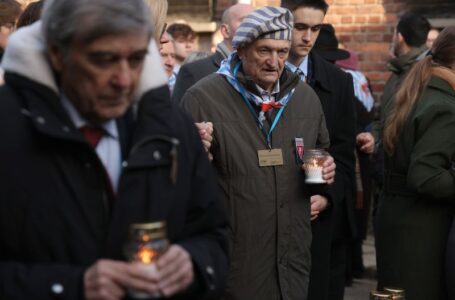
[
  {"left": 48, "top": 31, "right": 149, "bottom": 124},
  {"left": 238, "top": 39, "right": 290, "bottom": 92}
]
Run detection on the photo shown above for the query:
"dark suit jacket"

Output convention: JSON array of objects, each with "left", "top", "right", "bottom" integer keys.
[
  {"left": 172, "top": 51, "right": 225, "bottom": 105},
  {"left": 306, "top": 51, "right": 357, "bottom": 300}
]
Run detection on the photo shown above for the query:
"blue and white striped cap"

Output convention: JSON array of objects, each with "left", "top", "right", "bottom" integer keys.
[{"left": 232, "top": 6, "right": 293, "bottom": 49}]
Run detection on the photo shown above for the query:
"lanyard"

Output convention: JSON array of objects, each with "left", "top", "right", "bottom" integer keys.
[{"left": 233, "top": 62, "right": 292, "bottom": 149}]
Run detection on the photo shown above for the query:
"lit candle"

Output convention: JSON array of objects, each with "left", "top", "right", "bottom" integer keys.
[{"left": 303, "top": 149, "right": 328, "bottom": 184}]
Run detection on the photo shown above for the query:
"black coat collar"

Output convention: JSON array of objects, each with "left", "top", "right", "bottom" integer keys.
[
  {"left": 308, "top": 51, "right": 333, "bottom": 93},
  {"left": 5, "top": 73, "right": 133, "bottom": 158}
]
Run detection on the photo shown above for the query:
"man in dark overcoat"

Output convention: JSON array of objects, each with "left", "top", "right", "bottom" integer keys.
[
  {"left": 282, "top": 1, "right": 357, "bottom": 299},
  {"left": 0, "top": 0, "right": 228, "bottom": 299}
]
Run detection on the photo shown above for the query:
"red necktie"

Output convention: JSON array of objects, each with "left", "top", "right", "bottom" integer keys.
[
  {"left": 261, "top": 101, "right": 283, "bottom": 113},
  {"left": 79, "top": 126, "right": 105, "bottom": 148},
  {"left": 79, "top": 125, "right": 116, "bottom": 207}
]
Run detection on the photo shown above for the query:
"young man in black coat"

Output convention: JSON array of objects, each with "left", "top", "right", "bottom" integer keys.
[
  {"left": 0, "top": 0, "right": 228, "bottom": 299},
  {"left": 282, "top": 1, "right": 357, "bottom": 299},
  {"left": 171, "top": 3, "right": 254, "bottom": 104}
]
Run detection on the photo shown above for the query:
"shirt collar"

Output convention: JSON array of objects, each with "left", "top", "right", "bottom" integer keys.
[
  {"left": 255, "top": 80, "right": 280, "bottom": 99},
  {"left": 61, "top": 95, "right": 119, "bottom": 139},
  {"left": 286, "top": 56, "right": 309, "bottom": 77}
]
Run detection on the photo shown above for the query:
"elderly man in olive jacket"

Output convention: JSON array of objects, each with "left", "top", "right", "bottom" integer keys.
[{"left": 183, "top": 6, "right": 335, "bottom": 300}]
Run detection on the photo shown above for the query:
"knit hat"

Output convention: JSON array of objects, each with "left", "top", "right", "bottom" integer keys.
[{"left": 232, "top": 6, "right": 293, "bottom": 49}]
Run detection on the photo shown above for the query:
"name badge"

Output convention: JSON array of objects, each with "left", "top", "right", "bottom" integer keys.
[{"left": 258, "top": 149, "right": 284, "bottom": 167}]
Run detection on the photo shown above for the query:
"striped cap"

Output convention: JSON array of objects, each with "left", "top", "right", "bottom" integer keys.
[{"left": 232, "top": 6, "right": 293, "bottom": 49}]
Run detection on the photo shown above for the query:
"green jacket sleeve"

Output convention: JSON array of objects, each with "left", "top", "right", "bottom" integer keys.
[{"left": 407, "top": 102, "right": 455, "bottom": 199}]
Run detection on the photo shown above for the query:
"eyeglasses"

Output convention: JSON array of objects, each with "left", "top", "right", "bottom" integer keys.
[{"left": 160, "top": 23, "right": 168, "bottom": 39}]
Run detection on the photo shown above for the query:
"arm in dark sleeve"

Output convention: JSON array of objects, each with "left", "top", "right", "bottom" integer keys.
[
  {"left": 326, "top": 73, "right": 357, "bottom": 230},
  {"left": 177, "top": 113, "right": 228, "bottom": 299},
  {"left": 172, "top": 65, "right": 197, "bottom": 106},
  {"left": 0, "top": 263, "right": 85, "bottom": 300}
]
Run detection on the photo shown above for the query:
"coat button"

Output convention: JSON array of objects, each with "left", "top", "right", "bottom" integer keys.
[
  {"left": 51, "top": 283, "right": 64, "bottom": 295},
  {"left": 36, "top": 116, "right": 46, "bottom": 125},
  {"left": 61, "top": 126, "right": 70, "bottom": 133},
  {"left": 206, "top": 266, "right": 214, "bottom": 275},
  {"left": 84, "top": 162, "right": 92, "bottom": 169},
  {"left": 153, "top": 150, "right": 161, "bottom": 160},
  {"left": 122, "top": 161, "right": 128, "bottom": 168}
]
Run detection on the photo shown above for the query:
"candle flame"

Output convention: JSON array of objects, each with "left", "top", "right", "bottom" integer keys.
[{"left": 138, "top": 247, "right": 156, "bottom": 264}]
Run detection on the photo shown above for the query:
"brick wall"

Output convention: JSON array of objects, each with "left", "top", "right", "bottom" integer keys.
[{"left": 324, "top": 0, "right": 405, "bottom": 99}]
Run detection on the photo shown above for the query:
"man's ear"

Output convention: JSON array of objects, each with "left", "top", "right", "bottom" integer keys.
[
  {"left": 47, "top": 43, "right": 65, "bottom": 72},
  {"left": 220, "top": 24, "right": 231, "bottom": 40},
  {"left": 397, "top": 32, "right": 404, "bottom": 44}
]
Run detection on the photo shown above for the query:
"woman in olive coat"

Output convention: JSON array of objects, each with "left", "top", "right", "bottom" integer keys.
[{"left": 375, "top": 26, "right": 455, "bottom": 300}]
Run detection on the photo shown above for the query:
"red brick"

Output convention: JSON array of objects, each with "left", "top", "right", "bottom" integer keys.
[
  {"left": 357, "top": 5, "right": 384, "bottom": 14},
  {"left": 368, "top": 15, "right": 381, "bottom": 24},
  {"left": 357, "top": 42, "right": 389, "bottom": 52},
  {"left": 349, "top": 0, "right": 364, "bottom": 4},
  {"left": 341, "top": 16, "right": 353, "bottom": 24},
  {"left": 370, "top": 83, "right": 386, "bottom": 94},
  {"left": 366, "top": 34, "right": 383, "bottom": 42},
  {"left": 383, "top": 34, "right": 393, "bottom": 42},
  {"left": 339, "top": 35, "right": 352, "bottom": 43},
  {"left": 325, "top": 15, "right": 342, "bottom": 25},
  {"left": 360, "top": 63, "right": 387, "bottom": 72},
  {"left": 367, "top": 25, "right": 389, "bottom": 33},
  {"left": 329, "top": 6, "right": 356, "bottom": 15},
  {"left": 385, "top": 14, "right": 398, "bottom": 23},
  {"left": 336, "top": 25, "right": 360, "bottom": 33},
  {"left": 353, "top": 34, "right": 366, "bottom": 42},
  {"left": 364, "top": 0, "right": 376, "bottom": 3},
  {"left": 355, "top": 16, "right": 366, "bottom": 24},
  {"left": 367, "top": 72, "right": 390, "bottom": 81}
]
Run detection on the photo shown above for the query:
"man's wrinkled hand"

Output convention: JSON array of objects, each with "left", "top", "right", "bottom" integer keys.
[
  {"left": 310, "top": 195, "right": 329, "bottom": 221},
  {"left": 195, "top": 122, "right": 214, "bottom": 161},
  {"left": 322, "top": 155, "right": 336, "bottom": 184}
]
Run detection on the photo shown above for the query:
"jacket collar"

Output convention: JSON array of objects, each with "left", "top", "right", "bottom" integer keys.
[
  {"left": 215, "top": 41, "right": 231, "bottom": 60},
  {"left": 429, "top": 67, "right": 455, "bottom": 97},
  {"left": 308, "top": 51, "right": 332, "bottom": 93},
  {"left": 387, "top": 44, "right": 428, "bottom": 75},
  {"left": 212, "top": 51, "right": 226, "bottom": 69}
]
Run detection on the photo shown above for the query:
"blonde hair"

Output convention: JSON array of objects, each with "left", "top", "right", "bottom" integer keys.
[{"left": 144, "top": 0, "right": 168, "bottom": 41}]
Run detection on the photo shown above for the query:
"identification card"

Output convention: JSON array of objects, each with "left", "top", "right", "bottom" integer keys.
[{"left": 258, "top": 149, "right": 284, "bottom": 167}]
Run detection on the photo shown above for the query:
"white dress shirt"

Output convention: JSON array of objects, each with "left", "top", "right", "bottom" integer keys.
[{"left": 61, "top": 96, "right": 122, "bottom": 191}]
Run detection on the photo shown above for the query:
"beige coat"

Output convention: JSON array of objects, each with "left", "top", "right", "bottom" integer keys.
[{"left": 183, "top": 67, "right": 330, "bottom": 300}]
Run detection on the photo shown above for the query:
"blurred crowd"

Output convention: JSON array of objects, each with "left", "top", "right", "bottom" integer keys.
[{"left": 0, "top": 0, "right": 453, "bottom": 300}]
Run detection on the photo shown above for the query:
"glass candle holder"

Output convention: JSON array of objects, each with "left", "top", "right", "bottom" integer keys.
[
  {"left": 303, "top": 149, "right": 328, "bottom": 184},
  {"left": 384, "top": 287, "right": 406, "bottom": 300},
  {"left": 124, "top": 221, "right": 169, "bottom": 299}
]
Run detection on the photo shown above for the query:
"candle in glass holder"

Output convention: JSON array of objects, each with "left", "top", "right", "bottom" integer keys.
[
  {"left": 303, "top": 149, "right": 328, "bottom": 184},
  {"left": 124, "top": 221, "right": 169, "bottom": 299}
]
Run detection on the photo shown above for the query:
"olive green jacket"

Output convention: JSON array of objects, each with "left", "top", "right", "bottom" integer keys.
[
  {"left": 375, "top": 76, "right": 455, "bottom": 300},
  {"left": 182, "top": 67, "right": 330, "bottom": 300}
]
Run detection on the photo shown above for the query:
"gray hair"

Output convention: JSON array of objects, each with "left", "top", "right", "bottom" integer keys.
[{"left": 42, "top": 0, "right": 153, "bottom": 52}]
